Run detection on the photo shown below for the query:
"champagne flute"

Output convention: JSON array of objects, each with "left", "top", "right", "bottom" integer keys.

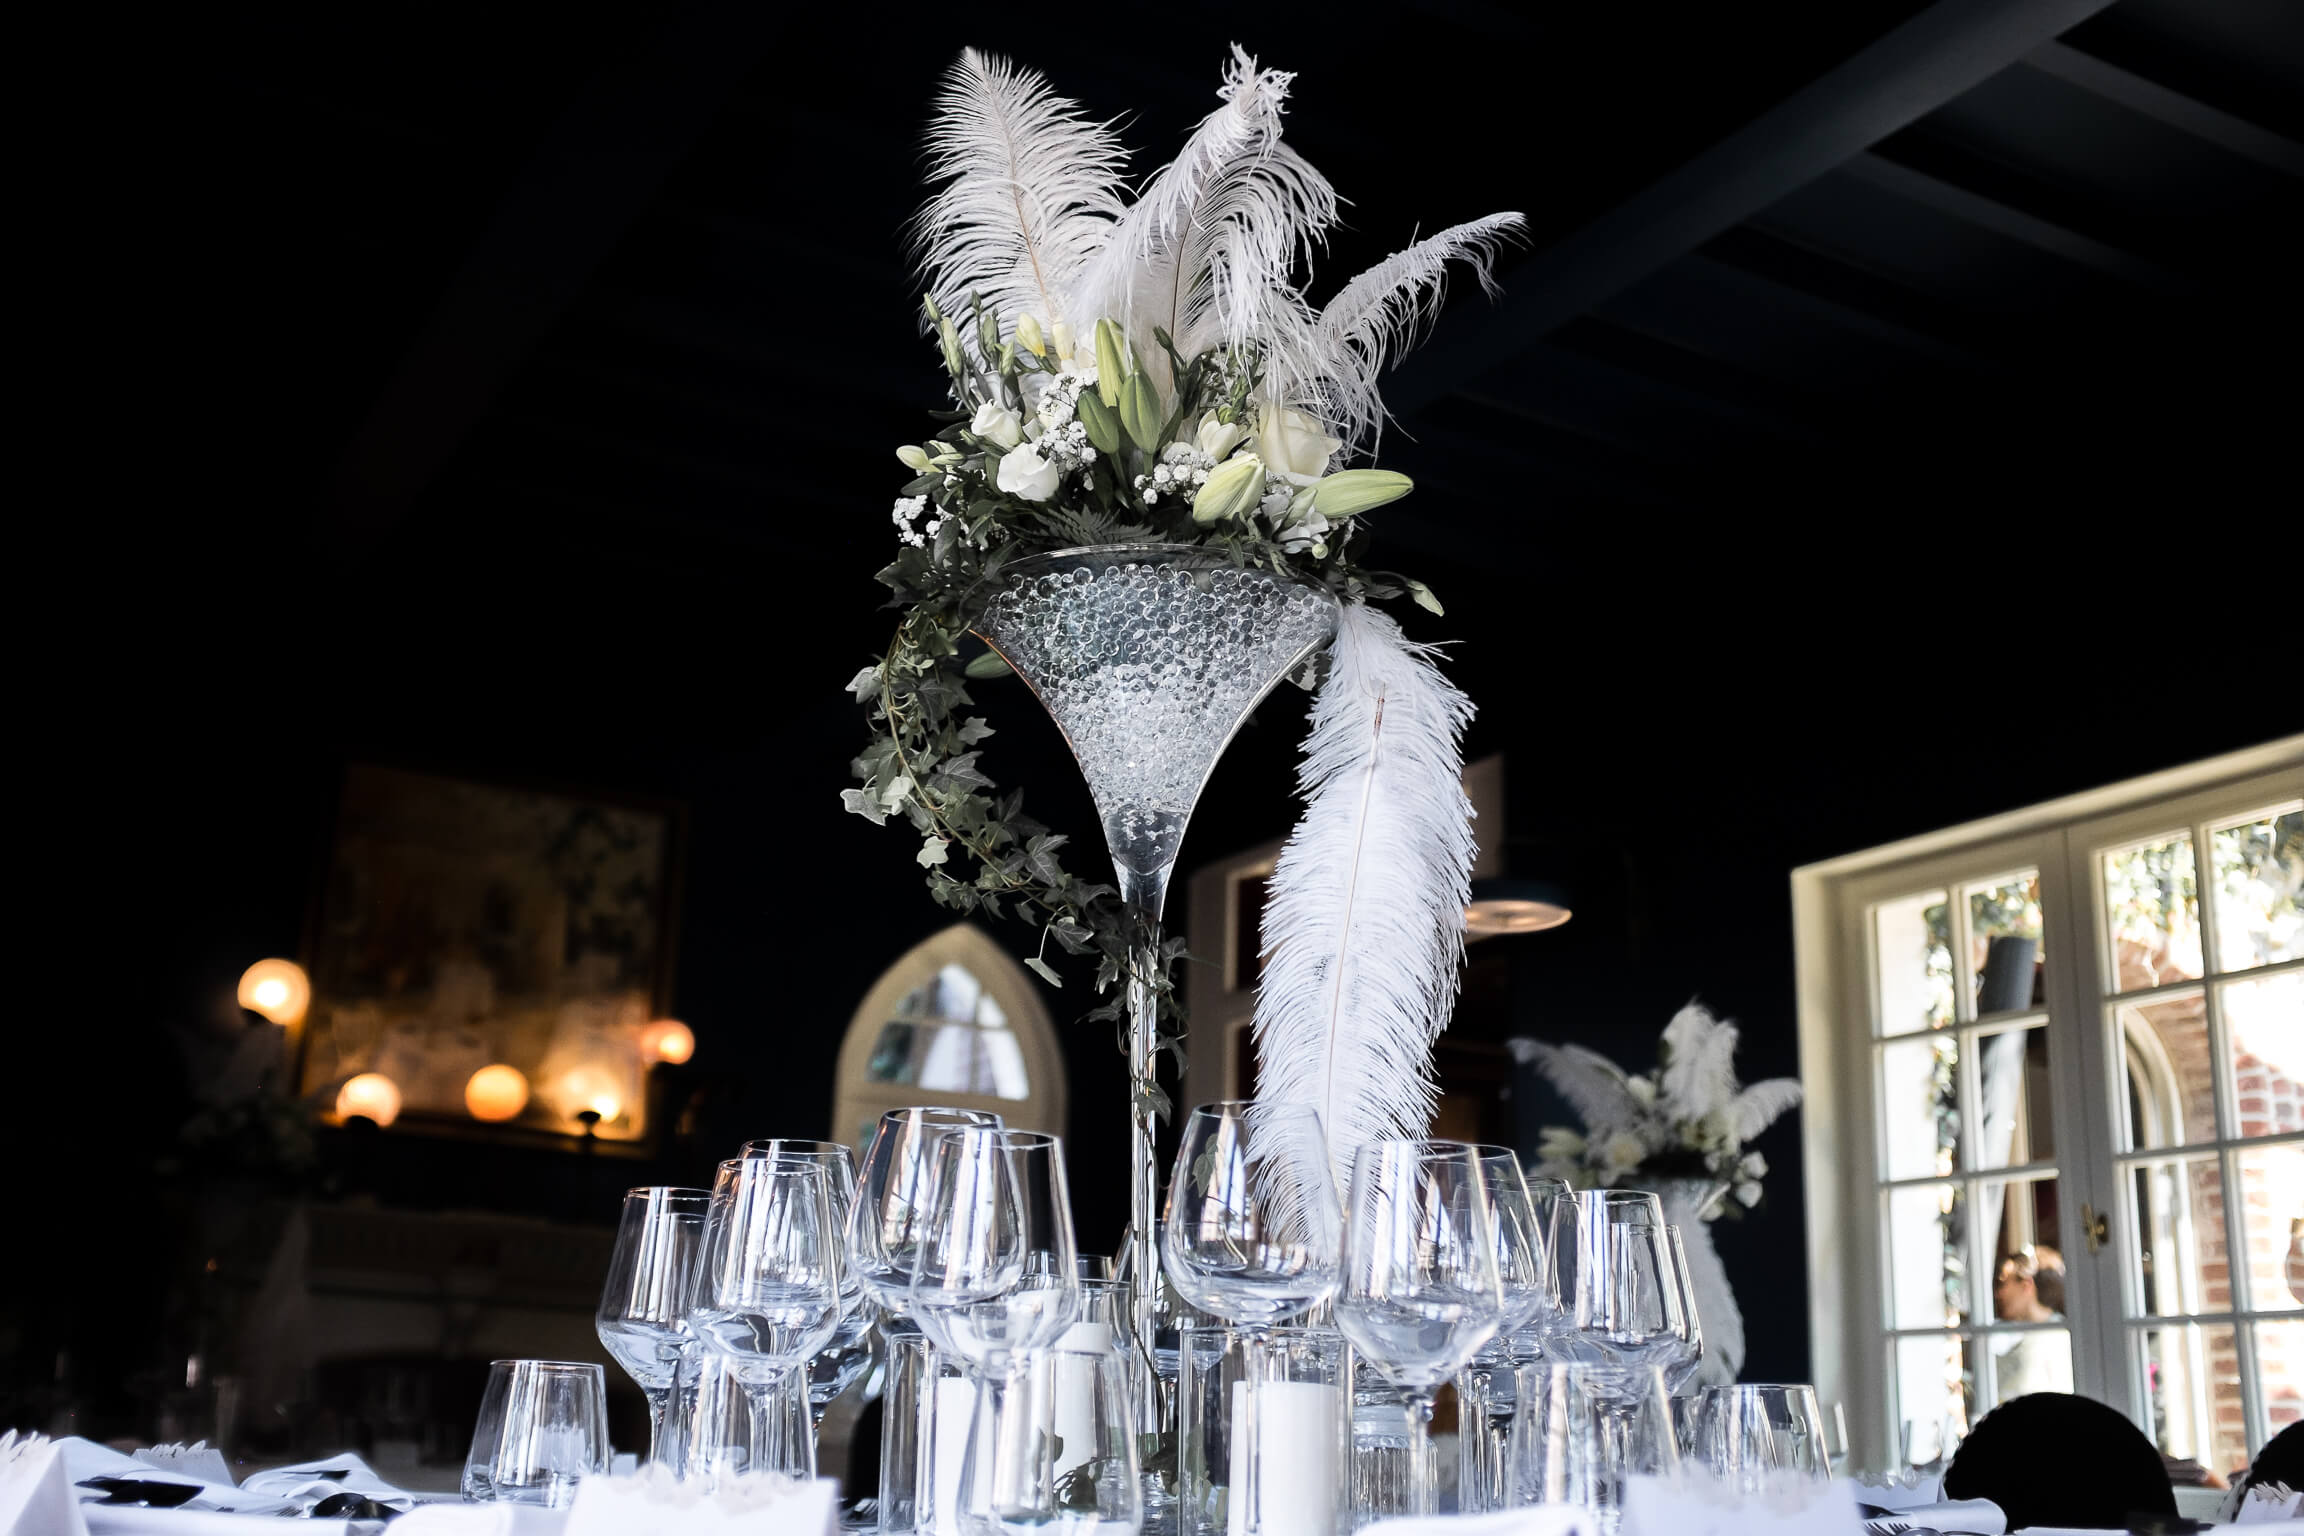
[
  {"left": 1335, "top": 1140, "right": 1505, "bottom": 1518},
  {"left": 595, "top": 1187, "right": 710, "bottom": 1470},
  {"left": 689, "top": 1157, "right": 845, "bottom": 1480},
  {"left": 1162, "top": 1101, "right": 1342, "bottom": 1536}
]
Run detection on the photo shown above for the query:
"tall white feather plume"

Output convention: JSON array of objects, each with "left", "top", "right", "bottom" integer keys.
[
  {"left": 912, "top": 50, "right": 1130, "bottom": 335},
  {"left": 1659, "top": 1001, "right": 1742, "bottom": 1121},
  {"left": 1309, "top": 212, "right": 1527, "bottom": 454},
  {"left": 1064, "top": 45, "right": 1337, "bottom": 386},
  {"left": 1251, "top": 602, "right": 1477, "bottom": 1201}
]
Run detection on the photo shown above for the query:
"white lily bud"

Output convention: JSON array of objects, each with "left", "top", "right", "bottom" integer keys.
[
  {"left": 896, "top": 445, "right": 933, "bottom": 473},
  {"left": 1016, "top": 313, "right": 1046, "bottom": 358}
]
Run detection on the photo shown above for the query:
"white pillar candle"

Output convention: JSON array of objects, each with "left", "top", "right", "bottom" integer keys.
[
  {"left": 1051, "top": 1323, "right": 1114, "bottom": 1479},
  {"left": 1225, "top": 1378, "right": 1340, "bottom": 1536},
  {"left": 926, "top": 1373, "right": 977, "bottom": 1536}
]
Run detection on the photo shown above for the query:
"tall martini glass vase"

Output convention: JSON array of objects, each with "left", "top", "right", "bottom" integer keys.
[{"left": 973, "top": 544, "right": 1338, "bottom": 1407}]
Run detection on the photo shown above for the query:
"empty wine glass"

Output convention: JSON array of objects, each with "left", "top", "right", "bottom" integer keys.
[
  {"left": 743, "top": 1139, "right": 873, "bottom": 1418},
  {"left": 1511, "top": 1361, "right": 1677, "bottom": 1533},
  {"left": 1456, "top": 1148, "right": 1549, "bottom": 1514},
  {"left": 1561, "top": 1193, "right": 1684, "bottom": 1381},
  {"left": 850, "top": 1108, "right": 1006, "bottom": 1319},
  {"left": 1659, "top": 1225, "right": 1705, "bottom": 1395},
  {"left": 1335, "top": 1139, "right": 1505, "bottom": 1518},
  {"left": 595, "top": 1187, "right": 709, "bottom": 1470},
  {"left": 689, "top": 1156, "right": 845, "bottom": 1480},
  {"left": 1162, "top": 1101, "right": 1341, "bottom": 1536},
  {"left": 910, "top": 1127, "right": 1083, "bottom": 1534}
]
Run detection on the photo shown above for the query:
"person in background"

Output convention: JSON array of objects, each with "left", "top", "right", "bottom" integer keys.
[{"left": 1992, "top": 1246, "right": 2074, "bottom": 1398}]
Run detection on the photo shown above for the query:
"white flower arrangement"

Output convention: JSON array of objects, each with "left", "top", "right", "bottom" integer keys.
[{"left": 1509, "top": 1001, "right": 1801, "bottom": 1220}]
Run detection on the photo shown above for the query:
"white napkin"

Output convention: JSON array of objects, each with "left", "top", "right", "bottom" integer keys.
[
  {"left": 2235, "top": 1485, "right": 2304, "bottom": 1525},
  {"left": 1862, "top": 1497, "right": 2004, "bottom": 1533},
  {"left": 1, "top": 1433, "right": 82, "bottom": 1536},
  {"left": 0, "top": 1433, "right": 362, "bottom": 1536},
  {"left": 1846, "top": 1472, "right": 1945, "bottom": 1511},
  {"left": 564, "top": 1466, "right": 840, "bottom": 1536},
  {"left": 1623, "top": 1472, "right": 1862, "bottom": 1536},
  {"left": 1359, "top": 1508, "right": 1596, "bottom": 1535},
  {"left": 392, "top": 1503, "right": 571, "bottom": 1535},
  {"left": 130, "top": 1443, "right": 233, "bottom": 1487},
  {"left": 238, "top": 1449, "right": 447, "bottom": 1507}
]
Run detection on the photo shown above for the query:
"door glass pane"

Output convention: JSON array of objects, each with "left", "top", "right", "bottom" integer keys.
[
  {"left": 1968, "top": 873, "right": 2044, "bottom": 1015},
  {"left": 2235, "top": 1143, "right": 2304, "bottom": 1314},
  {"left": 2104, "top": 833, "right": 2203, "bottom": 990},
  {"left": 1974, "top": 1025, "right": 2054, "bottom": 1169},
  {"left": 1980, "top": 1177, "right": 2063, "bottom": 1321},
  {"left": 1889, "top": 1182, "right": 1967, "bottom": 1328},
  {"left": 2210, "top": 810, "right": 2304, "bottom": 972},
  {"left": 2118, "top": 992, "right": 2217, "bottom": 1151},
  {"left": 2138, "top": 1322, "right": 2245, "bottom": 1482},
  {"left": 1985, "top": 1327, "right": 2071, "bottom": 1403},
  {"left": 2127, "top": 1155, "right": 2228, "bottom": 1317},
  {"left": 1881, "top": 1033, "right": 1959, "bottom": 1180},
  {"left": 1894, "top": 1333, "right": 1969, "bottom": 1467},
  {"left": 2258, "top": 1318, "right": 2303, "bottom": 1445},
  {"left": 1877, "top": 889, "right": 1954, "bottom": 1034},
  {"left": 2225, "top": 973, "right": 2304, "bottom": 1139}
]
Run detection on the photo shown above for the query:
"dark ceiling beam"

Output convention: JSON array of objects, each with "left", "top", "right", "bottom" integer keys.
[
  {"left": 1839, "top": 152, "right": 2201, "bottom": 297},
  {"left": 325, "top": 3, "right": 785, "bottom": 550},
  {"left": 1385, "top": 0, "right": 2118, "bottom": 414},
  {"left": 2023, "top": 41, "right": 2304, "bottom": 179}
]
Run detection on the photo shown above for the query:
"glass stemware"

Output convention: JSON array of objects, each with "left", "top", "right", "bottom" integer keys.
[
  {"left": 909, "top": 1127, "right": 1083, "bottom": 1533},
  {"left": 689, "top": 1156, "right": 846, "bottom": 1480},
  {"left": 1161, "top": 1101, "right": 1342, "bottom": 1536},
  {"left": 595, "top": 1187, "right": 709, "bottom": 1470},
  {"left": 1456, "top": 1148, "right": 1550, "bottom": 1515},
  {"left": 1560, "top": 1192, "right": 1683, "bottom": 1379},
  {"left": 744, "top": 1138, "right": 874, "bottom": 1418},
  {"left": 1335, "top": 1139, "right": 1505, "bottom": 1518},
  {"left": 1659, "top": 1224, "right": 1705, "bottom": 1396},
  {"left": 1510, "top": 1361, "right": 1677, "bottom": 1533}
]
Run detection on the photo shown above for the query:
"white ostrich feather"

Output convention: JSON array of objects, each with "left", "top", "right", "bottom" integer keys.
[
  {"left": 1064, "top": 45, "right": 1337, "bottom": 387},
  {"left": 1252, "top": 602, "right": 1477, "bottom": 1201},
  {"left": 1731, "top": 1077, "right": 1803, "bottom": 1143},
  {"left": 1659, "top": 1001, "right": 1742, "bottom": 1122},
  {"left": 912, "top": 49, "right": 1131, "bottom": 337},
  {"left": 1510, "top": 1040, "right": 1648, "bottom": 1135},
  {"left": 1311, "top": 212, "right": 1526, "bottom": 453}
]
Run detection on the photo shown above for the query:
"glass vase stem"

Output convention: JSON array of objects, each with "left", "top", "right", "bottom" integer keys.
[{"left": 1118, "top": 861, "right": 1171, "bottom": 1432}]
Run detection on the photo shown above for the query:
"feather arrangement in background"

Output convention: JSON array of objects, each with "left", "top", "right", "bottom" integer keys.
[
  {"left": 1251, "top": 602, "right": 1477, "bottom": 1201},
  {"left": 912, "top": 49, "right": 1131, "bottom": 334}
]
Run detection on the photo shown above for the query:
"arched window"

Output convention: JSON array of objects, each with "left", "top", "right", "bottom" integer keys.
[{"left": 831, "top": 924, "right": 1067, "bottom": 1154}]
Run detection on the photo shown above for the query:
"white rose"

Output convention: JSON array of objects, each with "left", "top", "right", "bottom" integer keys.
[
  {"left": 971, "top": 401, "right": 1024, "bottom": 450},
  {"left": 1739, "top": 1151, "right": 1767, "bottom": 1180},
  {"left": 1735, "top": 1181, "right": 1762, "bottom": 1208},
  {"left": 1196, "top": 412, "right": 1248, "bottom": 462},
  {"left": 1253, "top": 406, "right": 1340, "bottom": 479},
  {"left": 1626, "top": 1075, "right": 1657, "bottom": 1107},
  {"left": 996, "top": 443, "right": 1060, "bottom": 502},
  {"left": 1598, "top": 1130, "right": 1646, "bottom": 1175}
]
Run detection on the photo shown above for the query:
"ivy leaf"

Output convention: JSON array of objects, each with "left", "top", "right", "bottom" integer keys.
[
  {"left": 1025, "top": 833, "right": 1070, "bottom": 885},
  {"left": 917, "top": 836, "right": 951, "bottom": 868},
  {"left": 957, "top": 716, "right": 995, "bottom": 745},
  {"left": 879, "top": 774, "right": 915, "bottom": 807},
  {"left": 840, "top": 788, "right": 889, "bottom": 827},
  {"left": 1024, "top": 956, "right": 1062, "bottom": 987},
  {"left": 847, "top": 666, "right": 883, "bottom": 703}
]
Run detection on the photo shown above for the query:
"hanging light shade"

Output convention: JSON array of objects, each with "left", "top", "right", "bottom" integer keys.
[
  {"left": 465, "top": 1064, "right": 531, "bottom": 1122},
  {"left": 1464, "top": 877, "right": 1573, "bottom": 938},
  {"left": 237, "top": 958, "right": 311, "bottom": 1027}
]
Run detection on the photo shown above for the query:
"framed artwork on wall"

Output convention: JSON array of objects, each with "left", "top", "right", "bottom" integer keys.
[{"left": 295, "top": 763, "right": 683, "bottom": 1150}]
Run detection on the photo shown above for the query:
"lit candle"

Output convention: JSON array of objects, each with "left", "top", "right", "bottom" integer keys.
[{"left": 1051, "top": 1320, "right": 1115, "bottom": 1479}]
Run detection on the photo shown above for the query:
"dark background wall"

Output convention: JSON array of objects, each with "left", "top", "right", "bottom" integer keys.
[{"left": 22, "top": 0, "right": 2301, "bottom": 1446}]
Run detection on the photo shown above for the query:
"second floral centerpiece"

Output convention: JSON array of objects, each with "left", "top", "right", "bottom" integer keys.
[{"left": 845, "top": 43, "right": 1522, "bottom": 1359}]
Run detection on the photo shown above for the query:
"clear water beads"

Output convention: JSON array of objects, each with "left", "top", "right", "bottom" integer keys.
[{"left": 977, "top": 552, "right": 1336, "bottom": 877}]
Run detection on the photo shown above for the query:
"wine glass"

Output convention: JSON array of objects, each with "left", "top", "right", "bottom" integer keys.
[
  {"left": 1335, "top": 1139, "right": 1505, "bottom": 1518},
  {"left": 462, "top": 1360, "right": 610, "bottom": 1505},
  {"left": 1659, "top": 1224, "right": 1705, "bottom": 1395},
  {"left": 1519, "top": 1174, "right": 1575, "bottom": 1349},
  {"left": 909, "top": 1127, "right": 1082, "bottom": 1533},
  {"left": 595, "top": 1187, "right": 709, "bottom": 1470},
  {"left": 1162, "top": 1101, "right": 1342, "bottom": 1536},
  {"left": 688, "top": 1156, "right": 845, "bottom": 1480},
  {"left": 743, "top": 1139, "right": 873, "bottom": 1418},
  {"left": 1511, "top": 1361, "right": 1677, "bottom": 1533},
  {"left": 1560, "top": 1192, "right": 1683, "bottom": 1380},
  {"left": 849, "top": 1108, "right": 1006, "bottom": 1319},
  {"left": 1456, "top": 1147, "right": 1549, "bottom": 1514}
]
